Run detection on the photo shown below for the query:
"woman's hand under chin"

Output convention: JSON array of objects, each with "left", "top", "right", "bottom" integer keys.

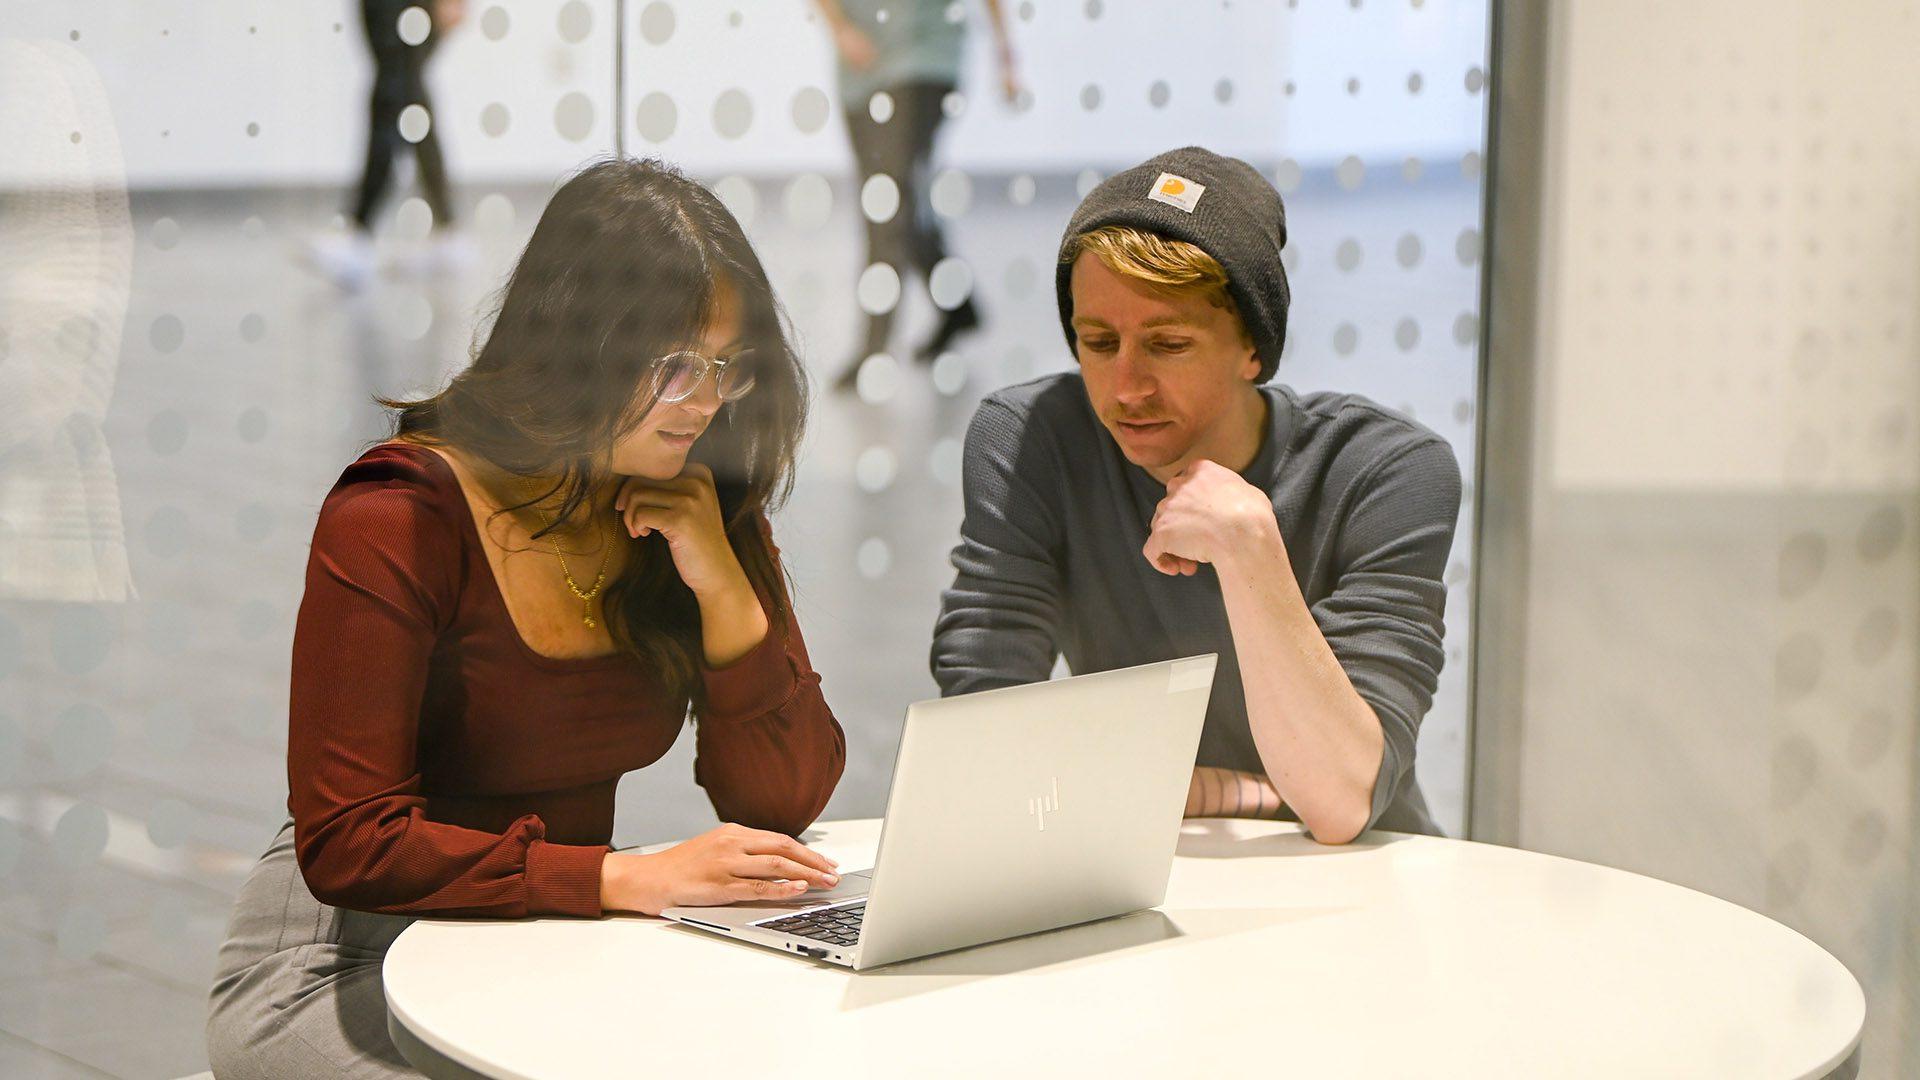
[
  {"left": 614, "top": 463, "right": 770, "bottom": 666},
  {"left": 613, "top": 463, "right": 737, "bottom": 595}
]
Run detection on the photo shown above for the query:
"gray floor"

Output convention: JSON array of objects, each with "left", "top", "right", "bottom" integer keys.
[{"left": 0, "top": 166, "right": 1482, "bottom": 1077}]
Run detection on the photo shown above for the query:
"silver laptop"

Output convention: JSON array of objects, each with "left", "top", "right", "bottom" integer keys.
[{"left": 662, "top": 654, "right": 1217, "bottom": 971}]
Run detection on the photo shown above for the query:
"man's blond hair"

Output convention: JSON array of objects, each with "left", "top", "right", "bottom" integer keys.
[{"left": 1066, "top": 225, "right": 1247, "bottom": 338}]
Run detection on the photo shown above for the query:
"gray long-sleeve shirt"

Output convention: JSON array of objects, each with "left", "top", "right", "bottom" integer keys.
[{"left": 932, "top": 373, "right": 1462, "bottom": 837}]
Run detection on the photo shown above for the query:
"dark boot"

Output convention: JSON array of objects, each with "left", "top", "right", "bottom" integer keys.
[
  {"left": 833, "top": 315, "right": 894, "bottom": 393},
  {"left": 914, "top": 298, "right": 981, "bottom": 364}
]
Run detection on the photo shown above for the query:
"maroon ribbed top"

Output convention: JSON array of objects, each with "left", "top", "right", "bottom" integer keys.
[{"left": 286, "top": 442, "right": 845, "bottom": 918}]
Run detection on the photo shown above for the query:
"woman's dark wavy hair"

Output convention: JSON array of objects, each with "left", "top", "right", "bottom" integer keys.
[{"left": 383, "top": 156, "right": 808, "bottom": 705}]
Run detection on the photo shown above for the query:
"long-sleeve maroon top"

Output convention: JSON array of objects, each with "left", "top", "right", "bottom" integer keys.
[{"left": 286, "top": 442, "right": 845, "bottom": 918}]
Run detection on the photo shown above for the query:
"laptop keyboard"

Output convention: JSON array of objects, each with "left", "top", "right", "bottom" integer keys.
[{"left": 759, "top": 901, "right": 865, "bottom": 946}]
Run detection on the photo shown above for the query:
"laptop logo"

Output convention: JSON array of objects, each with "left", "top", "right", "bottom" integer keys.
[{"left": 1027, "top": 778, "right": 1060, "bottom": 831}]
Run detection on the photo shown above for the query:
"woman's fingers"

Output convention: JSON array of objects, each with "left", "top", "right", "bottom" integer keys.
[
  {"left": 739, "top": 854, "right": 839, "bottom": 888},
  {"left": 613, "top": 476, "right": 641, "bottom": 512},
  {"left": 622, "top": 505, "right": 664, "bottom": 539},
  {"left": 615, "top": 486, "right": 687, "bottom": 513},
  {"left": 618, "top": 503, "right": 679, "bottom": 538},
  {"left": 737, "top": 829, "right": 840, "bottom": 874},
  {"left": 728, "top": 876, "right": 811, "bottom": 901}
]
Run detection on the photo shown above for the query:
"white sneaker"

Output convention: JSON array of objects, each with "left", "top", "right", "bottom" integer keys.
[
  {"left": 297, "top": 230, "right": 376, "bottom": 292},
  {"left": 427, "top": 231, "right": 475, "bottom": 275},
  {"left": 390, "top": 231, "right": 475, "bottom": 278}
]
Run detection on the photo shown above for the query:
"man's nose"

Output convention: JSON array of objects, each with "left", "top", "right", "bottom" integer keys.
[{"left": 1111, "top": 347, "right": 1156, "bottom": 404}]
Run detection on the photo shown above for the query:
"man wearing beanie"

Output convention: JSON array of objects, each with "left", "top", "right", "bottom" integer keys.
[{"left": 931, "top": 146, "right": 1461, "bottom": 843}]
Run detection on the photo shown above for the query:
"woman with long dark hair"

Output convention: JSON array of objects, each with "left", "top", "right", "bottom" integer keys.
[{"left": 207, "top": 158, "right": 847, "bottom": 1077}]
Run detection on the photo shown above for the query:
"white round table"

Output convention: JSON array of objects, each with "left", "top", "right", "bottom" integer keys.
[{"left": 384, "top": 819, "right": 1863, "bottom": 1079}]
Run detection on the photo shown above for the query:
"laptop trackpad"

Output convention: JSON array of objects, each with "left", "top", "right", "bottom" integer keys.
[
  {"left": 812, "top": 868, "right": 870, "bottom": 900},
  {"left": 727, "top": 869, "right": 871, "bottom": 912}
]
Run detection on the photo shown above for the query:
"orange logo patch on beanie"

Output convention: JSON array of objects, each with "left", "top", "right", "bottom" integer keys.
[{"left": 1147, "top": 171, "right": 1205, "bottom": 213}]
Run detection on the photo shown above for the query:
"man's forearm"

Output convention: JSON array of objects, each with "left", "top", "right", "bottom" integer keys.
[
  {"left": 1184, "top": 766, "right": 1287, "bottom": 819},
  {"left": 1215, "top": 527, "right": 1384, "bottom": 844},
  {"left": 980, "top": 0, "right": 1014, "bottom": 48},
  {"left": 812, "top": 0, "right": 850, "bottom": 30}
]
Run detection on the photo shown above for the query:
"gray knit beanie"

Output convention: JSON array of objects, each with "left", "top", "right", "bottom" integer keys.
[{"left": 1055, "top": 146, "right": 1290, "bottom": 383}]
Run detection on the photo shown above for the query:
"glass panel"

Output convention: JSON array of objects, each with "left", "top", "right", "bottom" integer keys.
[{"left": 0, "top": 1, "right": 1490, "bottom": 1071}]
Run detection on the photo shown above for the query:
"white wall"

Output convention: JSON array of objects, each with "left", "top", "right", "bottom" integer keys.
[
  {"left": 1511, "top": 0, "right": 1920, "bottom": 1071},
  {"left": 1538, "top": 1, "right": 1918, "bottom": 493}
]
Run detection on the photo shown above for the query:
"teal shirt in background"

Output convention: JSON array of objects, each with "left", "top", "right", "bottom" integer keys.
[{"left": 834, "top": 0, "right": 967, "bottom": 106}]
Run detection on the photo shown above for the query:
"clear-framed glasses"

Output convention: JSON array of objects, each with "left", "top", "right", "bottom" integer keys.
[{"left": 650, "top": 349, "right": 756, "bottom": 404}]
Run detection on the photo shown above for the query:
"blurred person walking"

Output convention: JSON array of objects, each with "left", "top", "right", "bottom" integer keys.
[
  {"left": 816, "top": 0, "right": 1020, "bottom": 391},
  {"left": 301, "top": 0, "right": 470, "bottom": 291}
]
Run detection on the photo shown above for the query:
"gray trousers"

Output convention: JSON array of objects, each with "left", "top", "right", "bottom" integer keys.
[{"left": 205, "top": 819, "right": 423, "bottom": 1078}]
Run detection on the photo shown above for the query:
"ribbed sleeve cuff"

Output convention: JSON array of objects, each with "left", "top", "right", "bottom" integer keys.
[
  {"left": 524, "top": 839, "right": 609, "bottom": 918},
  {"left": 700, "top": 625, "right": 798, "bottom": 722},
  {"left": 1361, "top": 723, "right": 1403, "bottom": 838}
]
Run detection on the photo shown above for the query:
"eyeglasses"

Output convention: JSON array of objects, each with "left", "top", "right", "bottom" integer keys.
[{"left": 649, "top": 349, "right": 756, "bottom": 404}]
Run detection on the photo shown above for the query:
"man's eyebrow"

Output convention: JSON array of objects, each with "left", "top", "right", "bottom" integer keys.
[
  {"left": 1139, "top": 315, "right": 1201, "bottom": 329},
  {"left": 1072, "top": 315, "right": 1201, "bottom": 331}
]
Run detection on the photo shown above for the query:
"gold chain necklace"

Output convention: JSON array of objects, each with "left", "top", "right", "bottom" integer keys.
[{"left": 531, "top": 498, "right": 615, "bottom": 629}]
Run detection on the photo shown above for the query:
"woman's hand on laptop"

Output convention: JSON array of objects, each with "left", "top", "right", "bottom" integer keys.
[{"left": 600, "top": 823, "right": 841, "bottom": 916}]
